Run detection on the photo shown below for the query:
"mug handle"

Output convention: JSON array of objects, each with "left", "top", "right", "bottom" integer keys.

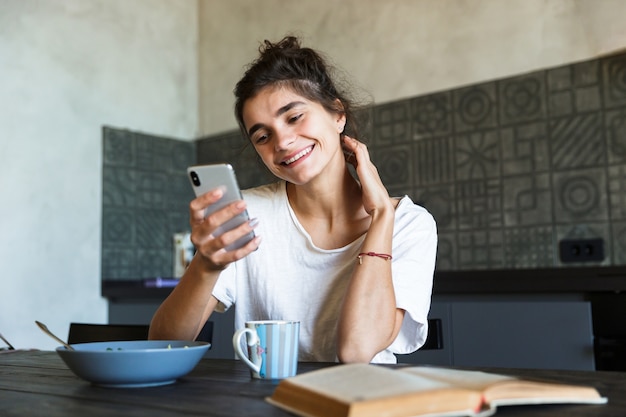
[{"left": 232, "top": 328, "right": 261, "bottom": 373}]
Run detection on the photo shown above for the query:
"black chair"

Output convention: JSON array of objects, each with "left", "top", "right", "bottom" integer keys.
[
  {"left": 68, "top": 321, "right": 213, "bottom": 345},
  {"left": 421, "top": 318, "right": 443, "bottom": 350},
  {"left": 68, "top": 323, "right": 149, "bottom": 344},
  {"left": 196, "top": 321, "right": 213, "bottom": 344}
]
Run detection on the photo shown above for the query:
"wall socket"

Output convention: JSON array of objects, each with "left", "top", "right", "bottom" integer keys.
[{"left": 559, "top": 238, "right": 605, "bottom": 263}]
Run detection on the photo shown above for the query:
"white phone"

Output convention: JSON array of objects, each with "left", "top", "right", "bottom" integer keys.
[{"left": 187, "top": 164, "right": 254, "bottom": 251}]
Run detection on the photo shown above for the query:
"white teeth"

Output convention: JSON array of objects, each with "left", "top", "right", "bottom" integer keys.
[{"left": 284, "top": 146, "right": 312, "bottom": 165}]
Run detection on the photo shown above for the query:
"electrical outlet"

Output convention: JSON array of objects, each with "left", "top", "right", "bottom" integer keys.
[{"left": 559, "top": 238, "right": 604, "bottom": 263}]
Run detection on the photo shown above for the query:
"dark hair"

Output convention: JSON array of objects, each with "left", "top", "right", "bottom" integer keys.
[{"left": 234, "top": 36, "right": 366, "bottom": 140}]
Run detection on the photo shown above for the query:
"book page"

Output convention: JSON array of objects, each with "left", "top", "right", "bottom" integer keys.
[
  {"left": 287, "top": 364, "right": 455, "bottom": 402},
  {"left": 400, "top": 367, "right": 514, "bottom": 391},
  {"left": 400, "top": 367, "right": 607, "bottom": 406},
  {"left": 484, "top": 380, "right": 607, "bottom": 406}
]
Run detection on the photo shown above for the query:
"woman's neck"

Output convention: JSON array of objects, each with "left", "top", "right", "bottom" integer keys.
[
  {"left": 287, "top": 167, "right": 362, "bottom": 218},
  {"left": 286, "top": 166, "right": 370, "bottom": 249}
]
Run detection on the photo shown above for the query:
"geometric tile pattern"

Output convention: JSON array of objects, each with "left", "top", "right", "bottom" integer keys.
[
  {"left": 376, "top": 51, "right": 626, "bottom": 270},
  {"left": 102, "top": 51, "right": 626, "bottom": 278},
  {"left": 612, "top": 222, "right": 626, "bottom": 265},
  {"left": 552, "top": 169, "right": 608, "bottom": 223},
  {"left": 602, "top": 54, "right": 626, "bottom": 108},
  {"left": 456, "top": 178, "right": 502, "bottom": 230},
  {"left": 455, "top": 130, "right": 500, "bottom": 179},
  {"left": 457, "top": 229, "right": 504, "bottom": 270},
  {"left": 413, "top": 136, "right": 455, "bottom": 185},
  {"left": 608, "top": 164, "right": 626, "bottom": 220},
  {"left": 502, "top": 173, "right": 552, "bottom": 227},
  {"left": 503, "top": 226, "right": 555, "bottom": 268},
  {"left": 101, "top": 127, "right": 196, "bottom": 280},
  {"left": 606, "top": 108, "right": 626, "bottom": 164},
  {"left": 549, "top": 112, "right": 604, "bottom": 170}
]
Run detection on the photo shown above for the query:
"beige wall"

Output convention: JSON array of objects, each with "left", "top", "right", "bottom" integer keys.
[
  {"left": 198, "top": 0, "right": 626, "bottom": 136},
  {"left": 0, "top": 0, "right": 198, "bottom": 350}
]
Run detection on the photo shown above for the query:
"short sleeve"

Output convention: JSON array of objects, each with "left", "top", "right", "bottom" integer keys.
[{"left": 211, "top": 260, "right": 237, "bottom": 313}]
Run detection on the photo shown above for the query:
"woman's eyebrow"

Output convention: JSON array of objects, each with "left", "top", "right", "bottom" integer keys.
[{"left": 247, "top": 101, "right": 306, "bottom": 137}]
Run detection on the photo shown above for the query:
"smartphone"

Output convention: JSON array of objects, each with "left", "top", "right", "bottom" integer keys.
[{"left": 187, "top": 163, "right": 254, "bottom": 251}]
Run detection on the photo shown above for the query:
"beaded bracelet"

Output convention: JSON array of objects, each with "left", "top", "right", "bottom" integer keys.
[{"left": 357, "top": 252, "right": 393, "bottom": 264}]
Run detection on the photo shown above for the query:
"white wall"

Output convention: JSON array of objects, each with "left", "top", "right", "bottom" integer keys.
[
  {"left": 198, "top": 0, "right": 626, "bottom": 136},
  {"left": 0, "top": 0, "right": 198, "bottom": 350}
]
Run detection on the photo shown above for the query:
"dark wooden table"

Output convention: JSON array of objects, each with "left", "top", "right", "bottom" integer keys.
[{"left": 1, "top": 350, "right": 625, "bottom": 416}]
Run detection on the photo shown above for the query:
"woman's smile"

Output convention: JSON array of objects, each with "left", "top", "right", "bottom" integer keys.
[{"left": 281, "top": 145, "right": 314, "bottom": 166}]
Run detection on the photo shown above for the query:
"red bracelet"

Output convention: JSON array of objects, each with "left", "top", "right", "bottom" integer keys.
[{"left": 357, "top": 252, "right": 392, "bottom": 264}]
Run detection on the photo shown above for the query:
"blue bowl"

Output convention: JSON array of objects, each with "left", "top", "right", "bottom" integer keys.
[{"left": 56, "top": 340, "right": 211, "bottom": 388}]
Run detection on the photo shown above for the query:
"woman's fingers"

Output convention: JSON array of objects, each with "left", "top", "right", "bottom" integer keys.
[
  {"left": 189, "top": 186, "right": 225, "bottom": 224},
  {"left": 342, "top": 136, "right": 379, "bottom": 183},
  {"left": 188, "top": 187, "right": 260, "bottom": 270},
  {"left": 342, "top": 135, "right": 391, "bottom": 214},
  {"left": 194, "top": 225, "right": 261, "bottom": 270}
]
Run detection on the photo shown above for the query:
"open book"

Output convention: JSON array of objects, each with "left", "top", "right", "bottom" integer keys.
[{"left": 266, "top": 364, "right": 607, "bottom": 417}]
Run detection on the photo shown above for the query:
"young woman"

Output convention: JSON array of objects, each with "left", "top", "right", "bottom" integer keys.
[{"left": 149, "top": 36, "right": 437, "bottom": 363}]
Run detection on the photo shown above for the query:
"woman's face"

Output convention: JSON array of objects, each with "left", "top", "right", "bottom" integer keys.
[{"left": 242, "top": 86, "right": 346, "bottom": 185}]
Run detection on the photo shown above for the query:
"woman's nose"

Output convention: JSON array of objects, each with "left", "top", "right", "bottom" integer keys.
[{"left": 274, "top": 128, "right": 295, "bottom": 151}]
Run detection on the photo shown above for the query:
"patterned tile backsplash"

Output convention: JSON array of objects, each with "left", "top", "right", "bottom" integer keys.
[
  {"left": 102, "top": 128, "right": 196, "bottom": 280},
  {"left": 102, "top": 51, "right": 626, "bottom": 280}
]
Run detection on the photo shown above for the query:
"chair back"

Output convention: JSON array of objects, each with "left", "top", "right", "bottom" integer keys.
[
  {"left": 421, "top": 318, "right": 444, "bottom": 350},
  {"left": 196, "top": 320, "right": 213, "bottom": 344},
  {"left": 67, "top": 321, "right": 214, "bottom": 344},
  {"left": 68, "top": 323, "right": 149, "bottom": 344}
]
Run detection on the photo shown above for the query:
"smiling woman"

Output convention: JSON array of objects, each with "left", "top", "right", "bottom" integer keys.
[{"left": 149, "top": 35, "right": 437, "bottom": 364}]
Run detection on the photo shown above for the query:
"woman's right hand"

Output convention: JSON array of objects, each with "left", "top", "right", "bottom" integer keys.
[
  {"left": 342, "top": 135, "right": 393, "bottom": 217},
  {"left": 189, "top": 187, "right": 260, "bottom": 271}
]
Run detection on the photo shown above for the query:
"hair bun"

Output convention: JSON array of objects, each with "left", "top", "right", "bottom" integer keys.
[{"left": 261, "top": 36, "right": 301, "bottom": 53}]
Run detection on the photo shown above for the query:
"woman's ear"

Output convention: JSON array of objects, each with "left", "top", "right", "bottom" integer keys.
[
  {"left": 337, "top": 117, "right": 346, "bottom": 133},
  {"left": 336, "top": 112, "right": 347, "bottom": 133},
  {"left": 334, "top": 99, "right": 346, "bottom": 133}
]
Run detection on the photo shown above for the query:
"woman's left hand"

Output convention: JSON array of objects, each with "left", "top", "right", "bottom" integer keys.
[{"left": 342, "top": 135, "right": 393, "bottom": 216}]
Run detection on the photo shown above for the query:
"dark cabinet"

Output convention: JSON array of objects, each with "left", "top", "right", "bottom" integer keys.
[{"left": 400, "top": 298, "right": 595, "bottom": 371}]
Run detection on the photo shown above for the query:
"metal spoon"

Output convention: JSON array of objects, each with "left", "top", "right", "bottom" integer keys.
[
  {"left": 0, "top": 331, "right": 15, "bottom": 350},
  {"left": 35, "top": 321, "right": 74, "bottom": 350}
]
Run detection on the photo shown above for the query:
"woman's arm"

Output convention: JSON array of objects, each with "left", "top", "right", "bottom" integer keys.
[
  {"left": 149, "top": 186, "right": 260, "bottom": 340},
  {"left": 149, "top": 255, "right": 221, "bottom": 340},
  {"left": 336, "top": 136, "right": 404, "bottom": 363}
]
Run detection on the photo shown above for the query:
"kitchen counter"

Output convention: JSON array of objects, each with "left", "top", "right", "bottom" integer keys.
[
  {"left": 433, "top": 266, "right": 626, "bottom": 294},
  {"left": 102, "top": 266, "right": 626, "bottom": 300}
]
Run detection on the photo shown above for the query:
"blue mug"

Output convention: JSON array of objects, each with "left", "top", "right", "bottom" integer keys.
[{"left": 232, "top": 320, "right": 299, "bottom": 379}]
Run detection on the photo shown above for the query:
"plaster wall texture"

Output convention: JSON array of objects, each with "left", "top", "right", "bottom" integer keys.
[
  {"left": 198, "top": 0, "right": 626, "bottom": 135},
  {"left": 0, "top": 0, "right": 198, "bottom": 350}
]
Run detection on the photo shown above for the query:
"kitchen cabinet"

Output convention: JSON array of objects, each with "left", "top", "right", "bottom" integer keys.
[
  {"left": 400, "top": 297, "right": 595, "bottom": 371},
  {"left": 110, "top": 295, "right": 594, "bottom": 370}
]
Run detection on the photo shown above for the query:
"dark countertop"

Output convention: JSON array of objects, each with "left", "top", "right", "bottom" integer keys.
[
  {"left": 433, "top": 266, "right": 626, "bottom": 294},
  {"left": 102, "top": 266, "right": 626, "bottom": 300}
]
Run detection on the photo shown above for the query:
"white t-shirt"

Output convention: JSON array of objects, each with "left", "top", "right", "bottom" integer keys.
[{"left": 212, "top": 181, "right": 437, "bottom": 363}]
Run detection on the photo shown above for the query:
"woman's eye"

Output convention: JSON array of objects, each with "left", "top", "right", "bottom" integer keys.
[
  {"left": 288, "top": 114, "right": 303, "bottom": 123},
  {"left": 255, "top": 133, "right": 269, "bottom": 144}
]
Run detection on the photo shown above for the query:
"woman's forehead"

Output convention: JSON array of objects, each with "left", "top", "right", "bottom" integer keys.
[
  {"left": 243, "top": 86, "right": 310, "bottom": 118},
  {"left": 251, "top": 84, "right": 305, "bottom": 103}
]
